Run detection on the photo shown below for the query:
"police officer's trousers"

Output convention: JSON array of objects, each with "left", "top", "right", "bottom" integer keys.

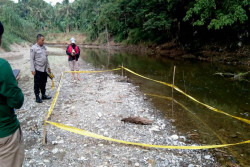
[{"left": 34, "top": 70, "right": 47, "bottom": 96}]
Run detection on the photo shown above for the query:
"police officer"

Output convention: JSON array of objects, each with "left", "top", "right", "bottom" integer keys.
[{"left": 30, "top": 34, "right": 52, "bottom": 103}]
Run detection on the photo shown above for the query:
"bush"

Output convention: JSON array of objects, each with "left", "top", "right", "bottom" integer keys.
[
  {"left": 1, "top": 28, "right": 23, "bottom": 51},
  {"left": 0, "top": 1, "right": 37, "bottom": 50}
]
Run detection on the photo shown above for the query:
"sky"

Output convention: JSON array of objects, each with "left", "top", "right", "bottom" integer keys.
[{"left": 12, "top": 0, "right": 75, "bottom": 6}]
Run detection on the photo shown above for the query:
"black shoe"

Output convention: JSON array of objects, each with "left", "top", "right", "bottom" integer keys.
[
  {"left": 42, "top": 95, "right": 52, "bottom": 100},
  {"left": 36, "top": 95, "right": 43, "bottom": 103}
]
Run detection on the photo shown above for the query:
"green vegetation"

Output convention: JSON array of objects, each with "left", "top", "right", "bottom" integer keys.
[
  {"left": 0, "top": 0, "right": 36, "bottom": 50},
  {"left": 184, "top": 0, "right": 249, "bottom": 30},
  {"left": 0, "top": 0, "right": 249, "bottom": 50}
]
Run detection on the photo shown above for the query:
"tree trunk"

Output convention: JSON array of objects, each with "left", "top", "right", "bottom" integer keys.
[
  {"left": 66, "top": 7, "right": 70, "bottom": 33},
  {"left": 105, "top": 23, "right": 110, "bottom": 47}
]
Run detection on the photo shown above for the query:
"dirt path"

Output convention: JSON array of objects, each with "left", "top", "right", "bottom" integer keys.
[{"left": 0, "top": 44, "right": 219, "bottom": 167}]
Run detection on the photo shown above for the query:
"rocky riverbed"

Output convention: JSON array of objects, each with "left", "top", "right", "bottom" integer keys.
[{"left": 0, "top": 44, "right": 219, "bottom": 167}]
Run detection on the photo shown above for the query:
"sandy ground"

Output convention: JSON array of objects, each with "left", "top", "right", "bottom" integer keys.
[
  {"left": 0, "top": 44, "right": 219, "bottom": 167},
  {"left": 45, "top": 33, "right": 87, "bottom": 45}
]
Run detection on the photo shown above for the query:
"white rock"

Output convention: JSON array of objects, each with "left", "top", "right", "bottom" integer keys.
[
  {"left": 29, "top": 160, "right": 34, "bottom": 163},
  {"left": 180, "top": 136, "right": 186, "bottom": 141},
  {"left": 52, "top": 141, "right": 58, "bottom": 145},
  {"left": 173, "top": 141, "right": 178, "bottom": 145},
  {"left": 204, "top": 155, "right": 211, "bottom": 160},
  {"left": 188, "top": 164, "right": 194, "bottom": 167},
  {"left": 40, "top": 151, "right": 44, "bottom": 155},
  {"left": 52, "top": 148, "right": 59, "bottom": 154},
  {"left": 38, "top": 162, "right": 45, "bottom": 165},
  {"left": 79, "top": 156, "right": 87, "bottom": 161},
  {"left": 43, "top": 160, "right": 50, "bottom": 163},
  {"left": 135, "top": 162, "right": 140, "bottom": 166},
  {"left": 149, "top": 125, "right": 160, "bottom": 132},
  {"left": 238, "top": 42, "right": 242, "bottom": 47},
  {"left": 58, "top": 140, "right": 64, "bottom": 144},
  {"left": 97, "top": 112, "right": 102, "bottom": 118},
  {"left": 170, "top": 135, "right": 179, "bottom": 140}
]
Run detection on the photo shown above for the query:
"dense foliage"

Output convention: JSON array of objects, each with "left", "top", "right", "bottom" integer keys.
[
  {"left": 0, "top": 0, "right": 249, "bottom": 50},
  {"left": 0, "top": 0, "right": 36, "bottom": 50}
]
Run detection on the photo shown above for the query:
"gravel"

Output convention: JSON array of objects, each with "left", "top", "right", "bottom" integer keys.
[{"left": 2, "top": 45, "right": 219, "bottom": 166}]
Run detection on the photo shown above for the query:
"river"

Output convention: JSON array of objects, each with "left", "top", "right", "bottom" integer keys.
[{"left": 78, "top": 48, "right": 249, "bottom": 166}]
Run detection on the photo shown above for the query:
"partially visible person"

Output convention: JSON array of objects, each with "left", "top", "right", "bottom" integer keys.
[
  {"left": 30, "top": 34, "right": 52, "bottom": 103},
  {"left": 66, "top": 38, "right": 81, "bottom": 81},
  {"left": 0, "top": 21, "right": 25, "bottom": 167}
]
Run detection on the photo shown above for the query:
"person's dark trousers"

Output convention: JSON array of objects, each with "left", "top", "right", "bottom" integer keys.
[{"left": 34, "top": 70, "right": 47, "bottom": 96}]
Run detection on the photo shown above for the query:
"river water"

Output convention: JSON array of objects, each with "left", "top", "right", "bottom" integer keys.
[{"left": 79, "top": 48, "right": 249, "bottom": 166}]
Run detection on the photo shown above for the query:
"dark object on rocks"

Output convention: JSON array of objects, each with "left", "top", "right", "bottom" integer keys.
[{"left": 121, "top": 116, "right": 153, "bottom": 125}]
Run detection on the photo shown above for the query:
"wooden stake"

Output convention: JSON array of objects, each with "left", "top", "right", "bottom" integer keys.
[
  {"left": 183, "top": 71, "right": 186, "bottom": 94},
  {"left": 43, "top": 122, "right": 47, "bottom": 145},
  {"left": 122, "top": 62, "right": 124, "bottom": 77},
  {"left": 172, "top": 66, "right": 176, "bottom": 116},
  {"left": 105, "top": 23, "right": 110, "bottom": 48}
]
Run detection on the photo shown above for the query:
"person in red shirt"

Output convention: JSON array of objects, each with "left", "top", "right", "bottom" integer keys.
[{"left": 66, "top": 38, "right": 81, "bottom": 81}]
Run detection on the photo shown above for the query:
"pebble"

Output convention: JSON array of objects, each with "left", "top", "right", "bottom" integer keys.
[
  {"left": 204, "top": 155, "right": 211, "bottom": 160},
  {"left": 135, "top": 162, "right": 140, "bottom": 166},
  {"left": 170, "top": 135, "right": 179, "bottom": 140},
  {"left": 52, "top": 148, "right": 59, "bottom": 154},
  {"left": 180, "top": 136, "right": 186, "bottom": 141},
  {"left": 52, "top": 141, "right": 58, "bottom": 145},
  {"left": 149, "top": 125, "right": 161, "bottom": 132},
  {"left": 43, "top": 160, "right": 50, "bottom": 163},
  {"left": 58, "top": 140, "right": 64, "bottom": 144},
  {"left": 97, "top": 112, "right": 102, "bottom": 117},
  {"left": 79, "top": 157, "right": 87, "bottom": 161}
]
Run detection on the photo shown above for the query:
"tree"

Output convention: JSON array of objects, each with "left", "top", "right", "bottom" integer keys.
[{"left": 184, "top": 0, "right": 250, "bottom": 30}]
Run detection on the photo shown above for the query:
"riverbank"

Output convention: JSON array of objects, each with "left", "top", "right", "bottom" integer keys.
[
  {"left": 44, "top": 33, "right": 250, "bottom": 67},
  {"left": 0, "top": 44, "right": 222, "bottom": 166}
]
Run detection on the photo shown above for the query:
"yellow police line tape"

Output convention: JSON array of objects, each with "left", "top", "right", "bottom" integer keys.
[
  {"left": 44, "top": 67, "right": 250, "bottom": 150},
  {"left": 145, "top": 93, "right": 248, "bottom": 166},
  {"left": 46, "top": 121, "right": 250, "bottom": 149},
  {"left": 64, "top": 68, "right": 122, "bottom": 73},
  {"left": 45, "top": 68, "right": 122, "bottom": 122},
  {"left": 122, "top": 67, "right": 250, "bottom": 125},
  {"left": 45, "top": 72, "right": 64, "bottom": 123},
  {"left": 51, "top": 80, "right": 54, "bottom": 90}
]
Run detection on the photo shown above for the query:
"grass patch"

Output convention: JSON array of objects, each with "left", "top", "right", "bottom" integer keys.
[{"left": 1, "top": 30, "right": 23, "bottom": 51}]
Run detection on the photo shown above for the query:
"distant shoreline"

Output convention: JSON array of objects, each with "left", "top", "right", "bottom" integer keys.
[{"left": 46, "top": 42, "right": 250, "bottom": 67}]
